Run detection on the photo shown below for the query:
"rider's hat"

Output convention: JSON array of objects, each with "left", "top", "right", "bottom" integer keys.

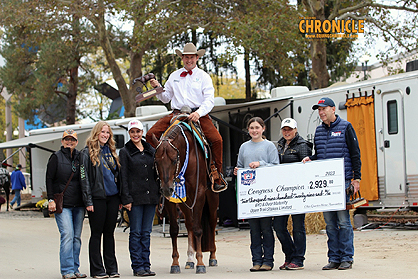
[{"left": 175, "top": 43, "right": 205, "bottom": 58}]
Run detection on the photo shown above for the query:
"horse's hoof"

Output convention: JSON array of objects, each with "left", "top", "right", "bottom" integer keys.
[
  {"left": 196, "top": 266, "right": 206, "bottom": 274},
  {"left": 170, "top": 265, "right": 181, "bottom": 274},
  {"left": 209, "top": 259, "right": 218, "bottom": 267},
  {"left": 185, "top": 261, "right": 195, "bottom": 269}
]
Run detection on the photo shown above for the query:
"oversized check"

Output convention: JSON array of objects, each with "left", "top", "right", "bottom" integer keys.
[{"left": 237, "top": 158, "right": 346, "bottom": 219}]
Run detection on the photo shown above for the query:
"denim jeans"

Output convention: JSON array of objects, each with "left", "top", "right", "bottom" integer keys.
[
  {"left": 87, "top": 195, "right": 120, "bottom": 276},
  {"left": 273, "top": 213, "right": 306, "bottom": 266},
  {"left": 55, "top": 207, "right": 85, "bottom": 275},
  {"left": 10, "top": 189, "right": 21, "bottom": 206},
  {"left": 322, "top": 180, "right": 354, "bottom": 263},
  {"left": 127, "top": 204, "right": 157, "bottom": 272},
  {"left": 248, "top": 217, "right": 274, "bottom": 267}
]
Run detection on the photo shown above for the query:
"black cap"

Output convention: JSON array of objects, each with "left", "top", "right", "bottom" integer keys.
[{"left": 312, "top": 97, "right": 335, "bottom": 110}]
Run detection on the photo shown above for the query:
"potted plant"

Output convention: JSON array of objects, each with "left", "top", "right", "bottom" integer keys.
[{"left": 36, "top": 199, "right": 50, "bottom": 217}]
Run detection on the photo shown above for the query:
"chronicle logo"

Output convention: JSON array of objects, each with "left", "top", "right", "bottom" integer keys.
[
  {"left": 241, "top": 170, "right": 256, "bottom": 186},
  {"left": 299, "top": 17, "right": 364, "bottom": 39}
]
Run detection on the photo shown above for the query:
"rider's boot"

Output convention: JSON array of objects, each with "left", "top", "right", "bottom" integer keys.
[{"left": 210, "top": 164, "right": 228, "bottom": 193}]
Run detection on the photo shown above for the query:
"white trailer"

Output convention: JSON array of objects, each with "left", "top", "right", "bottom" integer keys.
[
  {"left": 3, "top": 70, "right": 417, "bottom": 213},
  {"left": 0, "top": 105, "right": 169, "bottom": 202},
  {"left": 211, "top": 70, "right": 418, "bottom": 212}
]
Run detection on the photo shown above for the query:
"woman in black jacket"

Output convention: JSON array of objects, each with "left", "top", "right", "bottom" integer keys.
[
  {"left": 46, "top": 129, "right": 87, "bottom": 279},
  {"left": 80, "top": 121, "right": 121, "bottom": 279},
  {"left": 120, "top": 119, "right": 159, "bottom": 277},
  {"left": 273, "top": 118, "right": 312, "bottom": 271}
]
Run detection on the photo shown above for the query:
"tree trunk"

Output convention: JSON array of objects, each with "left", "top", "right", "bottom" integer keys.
[
  {"left": 94, "top": 6, "right": 135, "bottom": 117},
  {"left": 244, "top": 49, "right": 251, "bottom": 101},
  {"left": 66, "top": 14, "right": 79, "bottom": 125},
  {"left": 307, "top": 0, "right": 329, "bottom": 89},
  {"left": 129, "top": 51, "right": 144, "bottom": 111},
  {"left": 66, "top": 66, "right": 78, "bottom": 124},
  {"left": 310, "top": 39, "right": 329, "bottom": 89}
]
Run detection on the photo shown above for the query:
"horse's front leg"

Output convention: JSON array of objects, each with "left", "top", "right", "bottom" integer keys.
[{"left": 167, "top": 203, "right": 181, "bottom": 274}]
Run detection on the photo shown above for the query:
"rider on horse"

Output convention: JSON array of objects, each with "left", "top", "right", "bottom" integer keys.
[{"left": 146, "top": 43, "right": 227, "bottom": 193}]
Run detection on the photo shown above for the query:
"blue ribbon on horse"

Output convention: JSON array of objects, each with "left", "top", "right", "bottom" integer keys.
[{"left": 169, "top": 125, "right": 188, "bottom": 203}]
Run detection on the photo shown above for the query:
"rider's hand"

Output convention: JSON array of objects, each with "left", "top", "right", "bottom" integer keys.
[
  {"left": 150, "top": 78, "right": 160, "bottom": 88},
  {"left": 188, "top": 112, "right": 200, "bottom": 122}
]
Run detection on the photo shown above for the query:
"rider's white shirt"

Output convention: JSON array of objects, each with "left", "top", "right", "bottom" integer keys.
[{"left": 157, "top": 66, "right": 215, "bottom": 117}]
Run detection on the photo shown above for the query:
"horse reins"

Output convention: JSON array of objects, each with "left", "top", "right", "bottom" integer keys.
[{"left": 156, "top": 124, "right": 200, "bottom": 212}]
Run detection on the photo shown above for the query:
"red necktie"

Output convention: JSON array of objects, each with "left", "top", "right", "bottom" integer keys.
[{"left": 180, "top": 70, "right": 192, "bottom": 77}]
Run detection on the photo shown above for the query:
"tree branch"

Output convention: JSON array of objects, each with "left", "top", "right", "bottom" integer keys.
[{"left": 364, "top": 16, "right": 413, "bottom": 52}]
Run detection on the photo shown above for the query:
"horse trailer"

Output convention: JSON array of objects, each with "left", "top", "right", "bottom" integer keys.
[
  {"left": 211, "top": 70, "right": 418, "bottom": 221},
  {"left": 0, "top": 106, "right": 170, "bottom": 202}
]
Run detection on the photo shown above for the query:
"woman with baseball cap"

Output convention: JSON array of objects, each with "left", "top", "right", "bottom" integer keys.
[
  {"left": 46, "top": 129, "right": 87, "bottom": 279},
  {"left": 273, "top": 118, "right": 312, "bottom": 271},
  {"left": 120, "top": 119, "right": 159, "bottom": 276}
]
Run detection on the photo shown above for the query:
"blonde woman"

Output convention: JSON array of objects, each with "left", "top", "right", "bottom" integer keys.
[{"left": 80, "top": 121, "right": 121, "bottom": 279}]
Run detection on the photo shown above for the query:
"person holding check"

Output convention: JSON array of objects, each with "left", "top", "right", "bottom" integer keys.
[
  {"left": 302, "top": 97, "right": 361, "bottom": 271},
  {"left": 233, "top": 117, "right": 280, "bottom": 272},
  {"left": 273, "top": 118, "right": 312, "bottom": 271}
]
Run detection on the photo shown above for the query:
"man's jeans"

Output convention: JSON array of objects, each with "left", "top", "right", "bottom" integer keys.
[
  {"left": 323, "top": 180, "right": 354, "bottom": 263},
  {"left": 55, "top": 207, "right": 85, "bottom": 275},
  {"left": 10, "top": 189, "right": 21, "bottom": 206},
  {"left": 248, "top": 217, "right": 275, "bottom": 267},
  {"left": 127, "top": 204, "right": 157, "bottom": 272},
  {"left": 273, "top": 213, "right": 306, "bottom": 266}
]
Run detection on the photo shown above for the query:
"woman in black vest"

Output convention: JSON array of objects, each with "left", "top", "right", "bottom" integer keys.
[
  {"left": 273, "top": 118, "right": 312, "bottom": 271},
  {"left": 120, "top": 119, "right": 159, "bottom": 276},
  {"left": 46, "top": 129, "right": 87, "bottom": 279}
]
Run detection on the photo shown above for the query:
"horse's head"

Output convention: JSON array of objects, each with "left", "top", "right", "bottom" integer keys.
[{"left": 152, "top": 133, "right": 181, "bottom": 199}]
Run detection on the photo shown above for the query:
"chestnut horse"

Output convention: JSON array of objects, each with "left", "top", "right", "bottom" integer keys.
[{"left": 152, "top": 121, "right": 219, "bottom": 274}]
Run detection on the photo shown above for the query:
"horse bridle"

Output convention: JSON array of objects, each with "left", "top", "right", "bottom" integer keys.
[
  {"left": 155, "top": 126, "right": 200, "bottom": 211},
  {"left": 155, "top": 138, "right": 181, "bottom": 182}
]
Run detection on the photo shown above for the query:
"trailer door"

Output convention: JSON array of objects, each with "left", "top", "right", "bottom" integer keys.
[{"left": 381, "top": 91, "right": 406, "bottom": 195}]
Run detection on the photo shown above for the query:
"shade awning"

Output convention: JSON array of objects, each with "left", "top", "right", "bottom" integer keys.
[{"left": 0, "top": 133, "right": 63, "bottom": 149}]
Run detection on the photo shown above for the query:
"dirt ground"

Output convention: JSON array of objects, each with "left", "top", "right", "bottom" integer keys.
[{"left": 1, "top": 201, "right": 418, "bottom": 279}]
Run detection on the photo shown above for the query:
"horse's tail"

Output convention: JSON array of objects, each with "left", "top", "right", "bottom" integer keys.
[
  {"left": 200, "top": 189, "right": 218, "bottom": 252},
  {"left": 200, "top": 198, "right": 212, "bottom": 252}
]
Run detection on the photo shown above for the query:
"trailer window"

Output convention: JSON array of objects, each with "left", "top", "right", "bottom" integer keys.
[
  {"left": 114, "top": 134, "right": 125, "bottom": 148},
  {"left": 387, "top": 100, "right": 398, "bottom": 134}
]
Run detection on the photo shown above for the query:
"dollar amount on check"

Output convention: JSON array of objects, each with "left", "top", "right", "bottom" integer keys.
[{"left": 237, "top": 158, "right": 346, "bottom": 219}]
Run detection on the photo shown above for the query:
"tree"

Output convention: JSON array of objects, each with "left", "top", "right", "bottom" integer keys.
[
  {"left": 300, "top": 0, "right": 418, "bottom": 89},
  {"left": 63, "top": 0, "right": 222, "bottom": 117},
  {"left": 0, "top": 1, "right": 98, "bottom": 124}
]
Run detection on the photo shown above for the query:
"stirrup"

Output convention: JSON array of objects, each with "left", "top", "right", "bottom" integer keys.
[{"left": 212, "top": 173, "right": 228, "bottom": 193}]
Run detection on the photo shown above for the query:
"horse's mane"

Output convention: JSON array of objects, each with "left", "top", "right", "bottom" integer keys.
[{"left": 163, "top": 123, "right": 187, "bottom": 141}]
